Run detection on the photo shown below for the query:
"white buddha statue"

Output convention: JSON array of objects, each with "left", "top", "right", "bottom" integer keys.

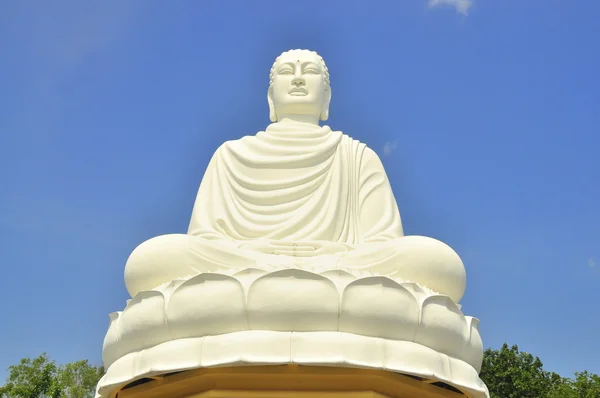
[{"left": 124, "top": 49, "right": 467, "bottom": 303}]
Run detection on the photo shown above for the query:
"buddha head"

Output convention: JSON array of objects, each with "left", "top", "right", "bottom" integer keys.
[{"left": 268, "top": 49, "right": 331, "bottom": 123}]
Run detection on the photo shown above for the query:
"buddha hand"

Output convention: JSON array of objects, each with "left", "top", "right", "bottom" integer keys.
[{"left": 238, "top": 239, "right": 353, "bottom": 257}]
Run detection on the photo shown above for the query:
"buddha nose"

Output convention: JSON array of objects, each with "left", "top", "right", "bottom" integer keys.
[{"left": 291, "top": 75, "right": 305, "bottom": 87}]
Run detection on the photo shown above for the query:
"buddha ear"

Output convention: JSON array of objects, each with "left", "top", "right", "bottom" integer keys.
[
  {"left": 267, "top": 89, "right": 277, "bottom": 122},
  {"left": 320, "top": 87, "right": 332, "bottom": 121}
]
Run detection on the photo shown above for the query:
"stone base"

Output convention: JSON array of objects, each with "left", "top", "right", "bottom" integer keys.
[
  {"left": 97, "top": 331, "right": 488, "bottom": 398},
  {"left": 115, "top": 365, "right": 468, "bottom": 398}
]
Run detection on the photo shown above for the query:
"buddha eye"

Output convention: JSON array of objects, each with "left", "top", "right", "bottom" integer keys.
[
  {"left": 278, "top": 67, "right": 294, "bottom": 75},
  {"left": 303, "top": 68, "right": 319, "bottom": 74}
]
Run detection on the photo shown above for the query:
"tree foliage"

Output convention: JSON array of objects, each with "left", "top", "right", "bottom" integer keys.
[
  {"left": 547, "top": 371, "right": 600, "bottom": 398},
  {"left": 55, "top": 360, "right": 105, "bottom": 398},
  {"left": 0, "top": 354, "right": 103, "bottom": 398},
  {"left": 480, "top": 343, "right": 600, "bottom": 398}
]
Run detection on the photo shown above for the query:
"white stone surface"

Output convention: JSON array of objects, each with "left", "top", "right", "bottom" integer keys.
[
  {"left": 97, "top": 331, "right": 489, "bottom": 398},
  {"left": 104, "top": 268, "right": 483, "bottom": 370},
  {"left": 124, "top": 123, "right": 467, "bottom": 302},
  {"left": 123, "top": 50, "right": 467, "bottom": 304},
  {"left": 98, "top": 49, "right": 488, "bottom": 398},
  {"left": 98, "top": 268, "right": 487, "bottom": 397}
]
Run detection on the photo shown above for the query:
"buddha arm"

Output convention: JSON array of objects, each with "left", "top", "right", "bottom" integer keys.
[
  {"left": 187, "top": 150, "right": 230, "bottom": 240},
  {"left": 358, "top": 147, "right": 404, "bottom": 242}
]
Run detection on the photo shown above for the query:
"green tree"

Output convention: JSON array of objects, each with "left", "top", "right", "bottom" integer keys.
[
  {"left": 571, "top": 371, "right": 600, "bottom": 397},
  {"left": 479, "top": 343, "right": 561, "bottom": 398},
  {"left": 56, "top": 360, "right": 105, "bottom": 398},
  {"left": 481, "top": 344, "right": 600, "bottom": 398},
  {"left": 547, "top": 371, "right": 600, "bottom": 398},
  {"left": 0, "top": 354, "right": 103, "bottom": 398},
  {"left": 0, "top": 353, "right": 61, "bottom": 398}
]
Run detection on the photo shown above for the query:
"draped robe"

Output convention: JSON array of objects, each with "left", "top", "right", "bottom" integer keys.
[
  {"left": 188, "top": 121, "right": 403, "bottom": 244},
  {"left": 125, "top": 121, "right": 466, "bottom": 302}
]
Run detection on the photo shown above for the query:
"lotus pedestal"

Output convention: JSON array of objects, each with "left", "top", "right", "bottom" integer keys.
[
  {"left": 98, "top": 270, "right": 489, "bottom": 398},
  {"left": 114, "top": 365, "right": 468, "bottom": 398}
]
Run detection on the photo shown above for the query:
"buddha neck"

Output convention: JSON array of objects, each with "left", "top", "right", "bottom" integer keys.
[{"left": 276, "top": 114, "right": 321, "bottom": 126}]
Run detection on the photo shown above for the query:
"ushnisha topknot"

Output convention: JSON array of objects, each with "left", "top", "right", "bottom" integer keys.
[{"left": 269, "top": 49, "right": 330, "bottom": 91}]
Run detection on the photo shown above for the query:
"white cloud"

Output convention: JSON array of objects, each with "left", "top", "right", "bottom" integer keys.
[
  {"left": 383, "top": 140, "right": 399, "bottom": 156},
  {"left": 588, "top": 258, "right": 597, "bottom": 269},
  {"left": 428, "top": 0, "right": 474, "bottom": 16}
]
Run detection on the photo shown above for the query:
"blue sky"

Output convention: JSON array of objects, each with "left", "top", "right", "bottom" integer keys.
[{"left": 1, "top": 0, "right": 599, "bottom": 382}]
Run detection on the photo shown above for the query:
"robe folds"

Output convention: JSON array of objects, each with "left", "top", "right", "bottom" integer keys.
[
  {"left": 125, "top": 121, "right": 466, "bottom": 301},
  {"left": 188, "top": 121, "right": 404, "bottom": 244}
]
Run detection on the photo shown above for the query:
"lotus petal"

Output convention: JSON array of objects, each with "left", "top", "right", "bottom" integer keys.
[
  {"left": 118, "top": 291, "right": 170, "bottom": 355},
  {"left": 415, "top": 295, "right": 469, "bottom": 358},
  {"left": 162, "top": 279, "right": 185, "bottom": 298},
  {"left": 166, "top": 273, "right": 247, "bottom": 339},
  {"left": 247, "top": 269, "right": 338, "bottom": 331},
  {"left": 102, "top": 312, "right": 122, "bottom": 368},
  {"left": 399, "top": 282, "right": 428, "bottom": 304},
  {"left": 463, "top": 317, "right": 484, "bottom": 372},
  {"left": 319, "top": 270, "right": 357, "bottom": 297},
  {"left": 339, "top": 276, "right": 419, "bottom": 340},
  {"left": 232, "top": 268, "right": 268, "bottom": 291}
]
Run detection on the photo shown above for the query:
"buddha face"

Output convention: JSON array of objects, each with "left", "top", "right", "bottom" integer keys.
[{"left": 268, "top": 50, "right": 331, "bottom": 122}]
